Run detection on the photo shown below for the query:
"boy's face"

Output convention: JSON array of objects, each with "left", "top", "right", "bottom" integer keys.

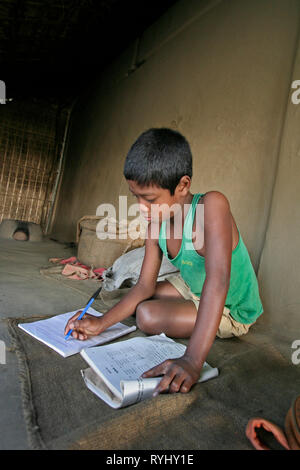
[{"left": 126, "top": 179, "right": 190, "bottom": 223}]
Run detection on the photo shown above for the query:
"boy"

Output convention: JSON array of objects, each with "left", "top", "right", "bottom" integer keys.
[{"left": 65, "top": 128, "right": 264, "bottom": 396}]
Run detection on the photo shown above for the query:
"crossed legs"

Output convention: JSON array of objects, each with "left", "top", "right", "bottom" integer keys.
[{"left": 135, "top": 280, "right": 198, "bottom": 338}]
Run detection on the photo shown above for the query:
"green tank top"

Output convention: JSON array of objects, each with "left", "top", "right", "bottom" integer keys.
[{"left": 158, "top": 193, "right": 264, "bottom": 324}]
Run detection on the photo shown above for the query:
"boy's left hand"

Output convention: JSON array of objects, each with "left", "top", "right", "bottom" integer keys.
[{"left": 141, "top": 354, "right": 201, "bottom": 395}]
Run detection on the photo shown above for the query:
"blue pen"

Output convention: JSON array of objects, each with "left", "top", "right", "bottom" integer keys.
[{"left": 65, "top": 286, "right": 102, "bottom": 340}]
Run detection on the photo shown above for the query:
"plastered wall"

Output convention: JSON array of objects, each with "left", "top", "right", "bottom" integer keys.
[
  {"left": 51, "top": 0, "right": 300, "bottom": 293},
  {"left": 257, "top": 31, "right": 300, "bottom": 332}
]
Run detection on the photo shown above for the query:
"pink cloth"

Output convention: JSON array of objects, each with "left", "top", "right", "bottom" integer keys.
[{"left": 49, "top": 257, "right": 105, "bottom": 281}]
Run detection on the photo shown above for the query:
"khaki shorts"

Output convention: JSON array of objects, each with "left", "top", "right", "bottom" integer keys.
[{"left": 163, "top": 272, "right": 254, "bottom": 339}]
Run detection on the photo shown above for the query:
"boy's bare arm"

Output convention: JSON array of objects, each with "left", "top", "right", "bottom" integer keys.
[
  {"left": 143, "top": 192, "right": 233, "bottom": 393},
  {"left": 185, "top": 191, "right": 232, "bottom": 365},
  {"left": 64, "top": 223, "right": 163, "bottom": 339},
  {"left": 97, "top": 226, "right": 163, "bottom": 331}
]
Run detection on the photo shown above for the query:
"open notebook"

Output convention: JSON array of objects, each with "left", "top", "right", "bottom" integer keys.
[
  {"left": 80, "top": 334, "right": 219, "bottom": 408},
  {"left": 18, "top": 307, "right": 136, "bottom": 357}
]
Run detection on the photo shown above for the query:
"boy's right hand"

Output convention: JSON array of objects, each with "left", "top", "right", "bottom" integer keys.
[{"left": 64, "top": 311, "right": 104, "bottom": 340}]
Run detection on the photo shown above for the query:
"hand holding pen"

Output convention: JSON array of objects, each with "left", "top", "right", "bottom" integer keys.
[{"left": 64, "top": 286, "right": 102, "bottom": 340}]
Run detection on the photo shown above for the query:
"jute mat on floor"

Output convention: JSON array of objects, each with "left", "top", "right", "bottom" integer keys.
[{"left": 7, "top": 310, "right": 300, "bottom": 450}]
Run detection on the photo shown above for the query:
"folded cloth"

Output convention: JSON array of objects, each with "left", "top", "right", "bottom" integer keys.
[
  {"left": 49, "top": 257, "right": 105, "bottom": 281},
  {"left": 49, "top": 247, "right": 178, "bottom": 286}
]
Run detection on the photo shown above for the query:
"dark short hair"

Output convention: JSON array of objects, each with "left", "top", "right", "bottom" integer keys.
[{"left": 123, "top": 128, "right": 193, "bottom": 195}]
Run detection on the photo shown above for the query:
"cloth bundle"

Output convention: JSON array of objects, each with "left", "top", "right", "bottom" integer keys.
[
  {"left": 101, "top": 246, "right": 179, "bottom": 291},
  {"left": 49, "top": 256, "right": 105, "bottom": 281}
]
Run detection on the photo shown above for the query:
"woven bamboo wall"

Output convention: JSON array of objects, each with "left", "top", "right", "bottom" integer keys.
[{"left": 0, "top": 100, "right": 66, "bottom": 231}]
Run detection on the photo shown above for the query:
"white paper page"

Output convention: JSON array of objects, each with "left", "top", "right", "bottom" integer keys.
[
  {"left": 81, "top": 368, "right": 123, "bottom": 408},
  {"left": 18, "top": 307, "right": 136, "bottom": 357},
  {"left": 120, "top": 362, "right": 219, "bottom": 407},
  {"left": 120, "top": 376, "right": 162, "bottom": 408},
  {"left": 81, "top": 334, "right": 187, "bottom": 397}
]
